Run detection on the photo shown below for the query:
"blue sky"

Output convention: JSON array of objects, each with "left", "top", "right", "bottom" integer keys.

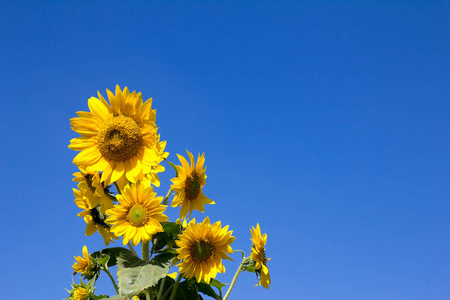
[{"left": 0, "top": 1, "right": 449, "bottom": 299}]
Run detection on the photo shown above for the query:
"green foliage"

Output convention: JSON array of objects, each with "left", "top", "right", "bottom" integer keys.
[
  {"left": 116, "top": 251, "right": 172, "bottom": 298},
  {"left": 152, "top": 222, "right": 181, "bottom": 251},
  {"left": 91, "top": 247, "right": 133, "bottom": 268}
]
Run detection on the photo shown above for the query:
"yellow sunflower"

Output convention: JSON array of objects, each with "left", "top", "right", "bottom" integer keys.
[
  {"left": 170, "top": 150, "right": 214, "bottom": 219},
  {"left": 74, "top": 189, "right": 118, "bottom": 245},
  {"left": 105, "top": 180, "right": 169, "bottom": 246},
  {"left": 69, "top": 85, "right": 168, "bottom": 188},
  {"left": 72, "top": 245, "right": 94, "bottom": 279},
  {"left": 72, "top": 287, "right": 89, "bottom": 300},
  {"left": 73, "top": 167, "right": 113, "bottom": 213},
  {"left": 175, "top": 216, "right": 235, "bottom": 283},
  {"left": 250, "top": 223, "right": 271, "bottom": 289}
]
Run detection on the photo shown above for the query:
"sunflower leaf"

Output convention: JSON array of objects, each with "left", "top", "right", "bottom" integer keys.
[
  {"left": 91, "top": 247, "right": 133, "bottom": 268},
  {"left": 116, "top": 251, "right": 171, "bottom": 298},
  {"left": 195, "top": 282, "right": 221, "bottom": 300},
  {"left": 209, "top": 278, "right": 227, "bottom": 291}
]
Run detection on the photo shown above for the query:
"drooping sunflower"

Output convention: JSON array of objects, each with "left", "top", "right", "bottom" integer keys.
[
  {"left": 170, "top": 150, "right": 214, "bottom": 219},
  {"left": 250, "top": 223, "right": 271, "bottom": 289},
  {"left": 175, "top": 216, "right": 235, "bottom": 283},
  {"left": 72, "top": 245, "right": 95, "bottom": 279},
  {"left": 73, "top": 167, "right": 113, "bottom": 213},
  {"left": 74, "top": 188, "right": 118, "bottom": 245},
  {"left": 69, "top": 85, "right": 168, "bottom": 188},
  {"left": 105, "top": 180, "right": 169, "bottom": 246}
]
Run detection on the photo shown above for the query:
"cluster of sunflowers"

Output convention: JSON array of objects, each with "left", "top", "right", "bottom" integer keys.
[{"left": 66, "top": 86, "right": 270, "bottom": 300}]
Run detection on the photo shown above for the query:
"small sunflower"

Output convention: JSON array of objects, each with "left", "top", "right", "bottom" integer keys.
[
  {"left": 73, "top": 168, "right": 113, "bottom": 213},
  {"left": 74, "top": 189, "right": 118, "bottom": 245},
  {"left": 66, "top": 280, "right": 94, "bottom": 300},
  {"left": 72, "top": 245, "right": 94, "bottom": 279},
  {"left": 69, "top": 85, "right": 168, "bottom": 187},
  {"left": 175, "top": 216, "right": 235, "bottom": 283},
  {"left": 72, "top": 287, "right": 89, "bottom": 300},
  {"left": 250, "top": 224, "right": 271, "bottom": 289},
  {"left": 105, "top": 180, "right": 169, "bottom": 246},
  {"left": 170, "top": 150, "right": 214, "bottom": 219}
]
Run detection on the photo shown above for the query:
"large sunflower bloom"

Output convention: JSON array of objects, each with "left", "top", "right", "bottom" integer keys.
[
  {"left": 69, "top": 85, "right": 168, "bottom": 187},
  {"left": 73, "top": 167, "right": 113, "bottom": 213},
  {"left": 74, "top": 189, "right": 118, "bottom": 245},
  {"left": 105, "top": 180, "right": 169, "bottom": 246},
  {"left": 250, "top": 223, "right": 271, "bottom": 289},
  {"left": 170, "top": 150, "right": 214, "bottom": 219},
  {"left": 175, "top": 216, "right": 235, "bottom": 283},
  {"left": 72, "top": 245, "right": 95, "bottom": 279}
]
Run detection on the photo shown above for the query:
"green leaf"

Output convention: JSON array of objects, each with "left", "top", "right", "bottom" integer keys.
[
  {"left": 195, "top": 282, "right": 220, "bottom": 300},
  {"left": 91, "top": 247, "right": 133, "bottom": 268},
  {"left": 152, "top": 222, "right": 181, "bottom": 250},
  {"left": 209, "top": 278, "right": 227, "bottom": 291},
  {"left": 97, "top": 254, "right": 110, "bottom": 267},
  {"left": 95, "top": 295, "right": 120, "bottom": 300},
  {"left": 116, "top": 252, "right": 171, "bottom": 298}
]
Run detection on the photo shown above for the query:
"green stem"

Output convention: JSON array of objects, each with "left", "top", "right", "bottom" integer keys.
[
  {"left": 104, "top": 266, "right": 119, "bottom": 294},
  {"left": 157, "top": 277, "right": 166, "bottom": 299},
  {"left": 142, "top": 241, "right": 150, "bottom": 261},
  {"left": 223, "top": 258, "right": 246, "bottom": 300},
  {"left": 127, "top": 242, "right": 138, "bottom": 257},
  {"left": 168, "top": 274, "right": 182, "bottom": 300},
  {"left": 146, "top": 288, "right": 154, "bottom": 300},
  {"left": 162, "top": 188, "right": 173, "bottom": 206}
]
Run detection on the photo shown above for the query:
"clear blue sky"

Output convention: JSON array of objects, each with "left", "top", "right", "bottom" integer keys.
[{"left": 0, "top": 1, "right": 449, "bottom": 299}]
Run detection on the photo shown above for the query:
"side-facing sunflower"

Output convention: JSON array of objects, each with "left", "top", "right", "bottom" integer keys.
[
  {"left": 69, "top": 85, "right": 168, "bottom": 188},
  {"left": 170, "top": 150, "right": 214, "bottom": 219},
  {"left": 105, "top": 180, "right": 169, "bottom": 246},
  {"left": 74, "top": 188, "right": 118, "bottom": 245},
  {"left": 250, "top": 223, "right": 271, "bottom": 289},
  {"left": 73, "top": 167, "right": 113, "bottom": 213},
  {"left": 175, "top": 216, "right": 235, "bottom": 283},
  {"left": 72, "top": 245, "right": 95, "bottom": 280}
]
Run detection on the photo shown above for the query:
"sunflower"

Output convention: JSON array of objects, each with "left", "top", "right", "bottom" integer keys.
[
  {"left": 72, "top": 287, "right": 89, "bottom": 300},
  {"left": 170, "top": 150, "right": 214, "bottom": 219},
  {"left": 74, "top": 188, "right": 118, "bottom": 245},
  {"left": 72, "top": 245, "right": 95, "bottom": 279},
  {"left": 175, "top": 216, "right": 235, "bottom": 283},
  {"left": 250, "top": 223, "right": 271, "bottom": 289},
  {"left": 105, "top": 180, "right": 169, "bottom": 246},
  {"left": 73, "top": 167, "right": 113, "bottom": 213},
  {"left": 69, "top": 85, "right": 168, "bottom": 188}
]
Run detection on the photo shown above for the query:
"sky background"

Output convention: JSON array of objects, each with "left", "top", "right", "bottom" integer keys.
[{"left": 0, "top": 1, "right": 449, "bottom": 299}]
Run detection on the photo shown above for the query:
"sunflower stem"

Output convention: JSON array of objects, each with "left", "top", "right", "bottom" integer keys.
[
  {"left": 104, "top": 266, "right": 119, "bottom": 294},
  {"left": 145, "top": 288, "right": 154, "bottom": 300},
  {"left": 168, "top": 274, "right": 182, "bottom": 300},
  {"left": 157, "top": 276, "right": 166, "bottom": 299},
  {"left": 162, "top": 188, "right": 173, "bottom": 206},
  {"left": 142, "top": 241, "right": 150, "bottom": 261},
  {"left": 127, "top": 242, "right": 138, "bottom": 257},
  {"left": 223, "top": 257, "right": 246, "bottom": 300}
]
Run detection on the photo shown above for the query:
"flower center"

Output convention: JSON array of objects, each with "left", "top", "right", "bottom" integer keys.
[
  {"left": 127, "top": 204, "right": 148, "bottom": 227},
  {"left": 97, "top": 115, "right": 143, "bottom": 161},
  {"left": 184, "top": 172, "right": 200, "bottom": 200},
  {"left": 191, "top": 240, "right": 213, "bottom": 262}
]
